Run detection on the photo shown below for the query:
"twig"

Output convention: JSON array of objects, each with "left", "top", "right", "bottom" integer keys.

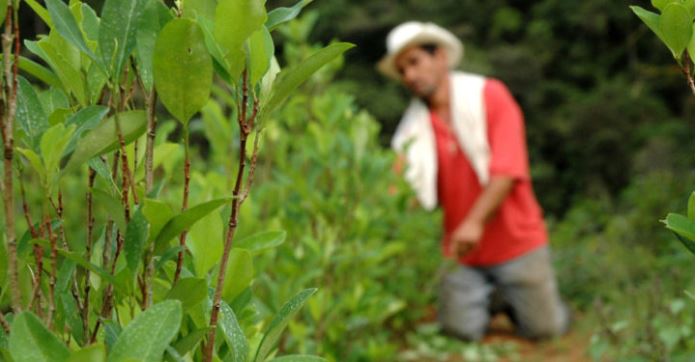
[
  {"left": 44, "top": 212, "right": 58, "bottom": 329},
  {"left": 203, "top": 70, "right": 259, "bottom": 362},
  {"left": 18, "top": 166, "right": 37, "bottom": 237},
  {"left": 680, "top": 52, "right": 694, "bottom": 94},
  {"left": 0, "top": 310, "right": 9, "bottom": 333},
  {"left": 82, "top": 168, "right": 97, "bottom": 340},
  {"left": 144, "top": 90, "right": 157, "bottom": 193},
  {"left": 0, "top": 1, "right": 20, "bottom": 313},
  {"left": 141, "top": 90, "right": 157, "bottom": 309},
  {"left": 174, "top": 129, "right": 191, "bottom": 283}
]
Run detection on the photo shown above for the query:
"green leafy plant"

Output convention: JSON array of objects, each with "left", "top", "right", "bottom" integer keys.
[
  {"left": 631, "top": 1, "right": 695, "bottom": 253},
  {"left": 0, "top": 0, "right": 352, "bottom": 361}
]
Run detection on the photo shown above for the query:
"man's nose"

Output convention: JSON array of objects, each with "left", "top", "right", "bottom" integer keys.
[{"left": 402, "top": 67, "right": 417, "bottom": 83}]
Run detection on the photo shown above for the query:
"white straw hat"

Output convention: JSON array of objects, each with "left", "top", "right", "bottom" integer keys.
[{"left": 378, "top": 21, "right": 463, "bottom": 80}]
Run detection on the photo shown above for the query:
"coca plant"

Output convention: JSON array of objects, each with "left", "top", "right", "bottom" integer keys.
[{"left": 0, "top": 0, "right": 352, "bottom": 361}]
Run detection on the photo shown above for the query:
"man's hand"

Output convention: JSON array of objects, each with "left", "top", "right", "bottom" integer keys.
[{"left": 448, "top": 220, "right": 484, "bottom": 258}]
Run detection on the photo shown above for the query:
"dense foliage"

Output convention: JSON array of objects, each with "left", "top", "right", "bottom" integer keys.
[{"left": 0, "top": 0, "right": 694, "bottom": 361}]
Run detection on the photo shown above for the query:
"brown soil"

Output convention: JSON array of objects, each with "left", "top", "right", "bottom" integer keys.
[{"left": 480, "top": 314, "right": 591, "bottom": 362}]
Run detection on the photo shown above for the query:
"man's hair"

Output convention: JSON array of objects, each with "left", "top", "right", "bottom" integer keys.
[{"left": 419, "top": 43, "right": 439, "bottom": 55}]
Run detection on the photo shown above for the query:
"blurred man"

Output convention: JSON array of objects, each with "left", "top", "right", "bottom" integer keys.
[{"left": 378, "top": 21, "right": 569, "bottom": 341}]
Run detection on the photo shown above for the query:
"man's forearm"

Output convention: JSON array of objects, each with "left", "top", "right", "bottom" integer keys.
[{"left": 465, "top": 176, "right": 514, "bottom": 225}]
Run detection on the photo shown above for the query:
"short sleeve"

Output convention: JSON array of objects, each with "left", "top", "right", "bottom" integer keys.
[{"left": 484, "top": 79, "right": 530, "bottom": 180}]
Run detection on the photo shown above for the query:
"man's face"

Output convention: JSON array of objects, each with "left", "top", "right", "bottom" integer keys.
[{"left": 394, "top": 45, "right": 449, "bottom": 99}]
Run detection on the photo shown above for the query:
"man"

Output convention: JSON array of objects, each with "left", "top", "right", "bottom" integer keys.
[{"left": 378, "top": 21, "right": 569, "bottom": 341}]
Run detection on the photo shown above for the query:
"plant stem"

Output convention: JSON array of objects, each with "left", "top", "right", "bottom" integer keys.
[
  {"left": 19, "top": 167, "right": 37, "bottom": 237},
  {"left": 140, "top": 90, "right": 158, "bottom": 309},
  {"left": 145, "top": 90, "right": 157, "bottom": 193},
  {"left": 0, "top": 2, "right": 20, "bottom": 313},
  {"left": 680, "top": 52, "right": 695, "bottom": 94},
  {"left": 203, "top": 71, "right": 257, "bottom": 362},
  {"left": 174, "top": 129, "right": 191, "bottom": 283},
  {"left": 45, "top": 210, "right": 58, "bottom": 329},
  {"left": 0, "top": 310, "right": 9, "bottom": 333},
  {"left": 83, "top": 168, "right": 97, "bottom": 338}
]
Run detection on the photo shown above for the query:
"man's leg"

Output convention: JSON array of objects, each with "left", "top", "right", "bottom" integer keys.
[
  {"left": 489, "top": 245, "right": 569, "bottom": 340},
  {"left": 438, "top": 265, "right": 493, "bottom": 341}
]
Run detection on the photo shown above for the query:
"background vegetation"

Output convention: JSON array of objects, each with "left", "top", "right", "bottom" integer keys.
[{"left": 3, "top": 0, "right": 695, "bottom": 361}]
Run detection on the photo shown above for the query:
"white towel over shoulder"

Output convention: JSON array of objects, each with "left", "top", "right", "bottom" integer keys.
[{"left": 391, "top": 71, "right": 490, "bottom": 210}]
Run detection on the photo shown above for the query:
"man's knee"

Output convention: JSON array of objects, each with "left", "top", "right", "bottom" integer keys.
[
  {"left": 437, "top": 302, "right": 488, "bottom": 341},
  {"left": 438, "top": 268, "right": 491, "bottom": 341},
  {"left": 517, "top": 303, "right": 570, "bottom": 340}
]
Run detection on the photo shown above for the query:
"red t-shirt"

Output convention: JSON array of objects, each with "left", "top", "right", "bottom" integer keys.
[{"left": 432, "top": 79, "right": 547, "bottom": 266}]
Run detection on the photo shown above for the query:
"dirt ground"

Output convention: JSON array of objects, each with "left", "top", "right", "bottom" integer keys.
[{"left": 479, "top": 314, "right": 592, "bottom": 362}]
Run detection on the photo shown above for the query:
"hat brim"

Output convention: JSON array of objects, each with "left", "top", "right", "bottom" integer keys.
[{"left": 378, "top": 33, "right": 463, "bottom": 81}]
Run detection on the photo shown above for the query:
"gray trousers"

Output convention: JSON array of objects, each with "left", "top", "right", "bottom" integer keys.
[{"left": 438, "top": 245, "right": 569, "bottom": 341}]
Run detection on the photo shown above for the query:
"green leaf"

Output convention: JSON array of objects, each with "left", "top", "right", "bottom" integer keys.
[
  {"left": 652, "top": 0, "right": 671, "bottom": 10},
  {"left": 663, "top": 213, "right": 695, "bottom": 241},
  {"left": 108, "top": 300, "right": 182, "bottom": 362},
  {"left": 688, "top": 27, "right": 695, "bottom": 62},
  {"left": 17, "top": 76, "right": 48, "bottom": 149},
  {"left": 65, "top": 110, "right": 147, "bottom": 172},
  {"left": 263, "top": 42, "right": 354, "bottom": 116},
  {"left": 142, "top": 198, "right": 176, "bottom": 243},
  {"left": 35, "top": 38, "right": 87, "bottom": 105},
  {"left": 14, "top": 56, "right": 62, "bottom": 88},
  {"left": 198, "top": 16, "right": 231, "bottom": 83},
  {"left": 265, "top": 0, "right": 313, "bottom": 31},
  {"left": 9, "top": 312, "right": 70, "bottom": 362},
  {"left": 630, "top": 6, "right": 663, "bottom": 39},
  {"left": 68, "top": 344, "right": 107, "bottom": 362},
  {"left": 214, "top": 0, "right": 267, "bottom": 81},
  {"left": 81, "top": 3, "right": 100, "bottom": 41},
  {"left": 28, "top": 239, "right": 119, "bottom": 285},
  {"left": 688, "top": 192, "right": 695, "bottom": 221},
  {"left": 187, "top": 208, "right": 223, "bottom": 277},
  {"left": 16, "top": 148, "right": 46, "bottom": 183},
  {"left": 45, "top": 0, "right": 97, "bottom": 61},
  {"left": 154, "top": 197, "right": 231, "bottom": 252},
  {"left": 98, "top": 0, "right": 146, "bottom": 80},
  {"left": 222, "top": 248, "right": 254, "bottom": 301},
  {"left": 236, "top": 230, "right": 286, "bottom": 254},
  {"left": 270, "top": 356, "right": 326, "bottom": 362},
  {"left": 40, "top": 123, "right": 76, "bottom": 191},
  {"left": 165, "top": 277, "right": 207, "bottom": 311},
  {"left": 248, "top": 26, "right": 274, "bottom": 86},
  {"left": 253, "top": 289, "right": 317, "bottom": 362},
  {"left": 219, "top": 302, "right": 248, "bottom": 362},
  {"left": 92, "top": 188, "right": 127, "bottom": 233},
  {"left": 659, "top": 2, "right": 693, "bottom": 59},
  {"left": 61, "top": 291, "right": 85, "bottom": 345},
  {"left": 64, "top": 105, "right": 110, "bottom": 155},
  {"left": 172, "top": 329, "right": 207, "bottom": 357},
  {"left": 183, "top": 0, "right": 216, "bottom": 20},
  {"left": 125, "top": 207, "right": 149, "bottom": 272},
  {"left": 154, "top": 18, "right": 213, "bottom": 124},
  {"left": 0, "top": 0, "right": 7, "bottom": 26},
  {"left": 136, "top": 0, "right": 169, "bottom": 92},
  {"left": 25, "top": 0, "right": 53, "bottom": 27}
]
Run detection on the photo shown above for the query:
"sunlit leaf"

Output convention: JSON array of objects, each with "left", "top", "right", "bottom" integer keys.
[
  {"left": 253, "top": 288, "right": 317, "bottom": 362},
  {"left": 153, "top": 18, "right": 212, "bottom": 124},
  {"left": 263, "top": 42, "right": 354, "bottom": 116},
  {"left": 108, "top": 300, "right": 182, "bottom": 362},
  {"left": 65, "top": 110, "right": 147, "bottom": 172},
  {"left": 219, "top": 302, "right": 248, "bottom": 362},
  {"left": 265, "top": 0, "right": 313, "bottom": 31},
  {"left": 98, "top": 0, "right": 146, "bottom": 80},
  {"left": 9, "top": 312, "right": 70, "bottom": 362}
]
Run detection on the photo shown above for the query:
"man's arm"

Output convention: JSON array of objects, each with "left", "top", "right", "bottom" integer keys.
[{"left": 449, "top": 176, "right": 514, "bottom": 258}]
